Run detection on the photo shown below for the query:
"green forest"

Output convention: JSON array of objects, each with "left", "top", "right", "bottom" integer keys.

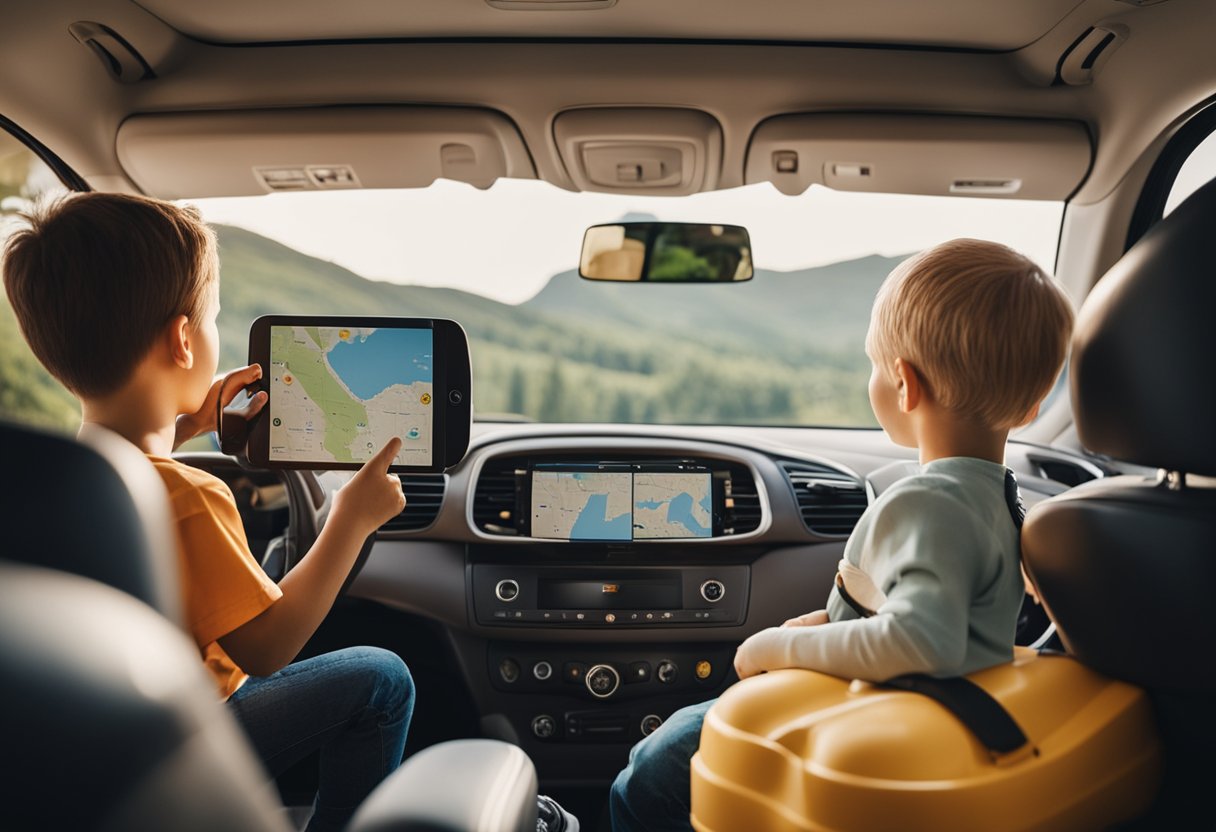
[{"left": 2, "top": 221, "right": 896, "bottom": 434}]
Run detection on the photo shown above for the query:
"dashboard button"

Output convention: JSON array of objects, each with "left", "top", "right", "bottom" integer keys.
[
  {"left": 533, "top": 661, "right": 553, "bottom": 681},
  {"left": 626, "top": 661, "right": 651, "bottom": 684},
  {"left": 532, "top": 714, "right": 556, "bottom": 739},
  {"left": 499, "top": 658, "right": 520, "bottom": 684},
  {"left": 640, "top": 714, "right": 664, "bottom": 736},
  {"left": 700, "top": 580, "right": 725, "bottom": 603},
  {"left": 495, "top": 579, "right": 520, "bottom": 602},
  {"left": 585, "top": 664, "right": 621, "bottom": 699},
  {"left": 564, "top": 662, "right": 586, "bottom": 684},
  {"left": 656, "top": 660, "right": 678, "bottom": 684},
  {"left": 695, "top": 660, "right": 713, "bottom": 680}
]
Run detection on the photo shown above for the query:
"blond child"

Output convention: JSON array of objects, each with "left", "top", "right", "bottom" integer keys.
[
  {"left": 609, "top": 238, "right": 1075, "bottom": 832},
  {"left": 4, "top": 193, "right": 411, "bottom": 832}
]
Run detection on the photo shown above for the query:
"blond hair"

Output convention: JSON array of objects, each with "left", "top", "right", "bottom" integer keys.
[
  {"left": 867, "top": 239, "right": 1074, "bottom": 429},
  {"left": 3, "top": 192, "right": 218, "bottom": 398}
]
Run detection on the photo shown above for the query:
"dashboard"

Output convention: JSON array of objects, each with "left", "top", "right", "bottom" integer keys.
[{"left": 187, "top": 421, "right": 1107, "bottom": 784}]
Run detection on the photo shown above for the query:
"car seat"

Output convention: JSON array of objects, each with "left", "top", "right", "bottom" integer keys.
[
  {"left": 0, "top": 420, "right": 538, "bottom": 832},
  {"left": 685, "top": 181, "right": 1216, "bottom": 832},
  {"left": 1020, "top": 176, "right": 1216, "bottom": 824}
]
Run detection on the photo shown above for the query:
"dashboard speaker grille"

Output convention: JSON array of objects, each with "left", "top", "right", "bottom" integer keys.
[
  {"left": 380, "top": 473, "right": 447, "bottom": 533},
  {"left": 779, "top": 459, "right": 867, "bottom": 536}
]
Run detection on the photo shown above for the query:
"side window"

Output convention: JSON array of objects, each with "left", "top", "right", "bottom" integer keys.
[
  {"left": 1, "top": 126, "right": 75, "bottom": 432},
  {"left": 1163, "top": 127, "right": 1216, "bottom": 216}
]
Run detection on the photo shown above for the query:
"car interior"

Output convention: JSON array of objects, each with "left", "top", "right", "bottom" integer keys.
[{"left": 2, "top": 1, "right": 1215, "bottom": 830}]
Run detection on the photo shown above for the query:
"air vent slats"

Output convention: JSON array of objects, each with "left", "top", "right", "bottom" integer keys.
[
  {"left": 779, "top": 460, "right": 867, "bottom": 537},
  {"left": 473, "top": 464, "right": 520, "bottom": 534},
  {"left": 380, "top": 474, "right": 446, "bottom": 533},
  {"left": 726, "top": 463, "right": 762, "bottom": 535}
]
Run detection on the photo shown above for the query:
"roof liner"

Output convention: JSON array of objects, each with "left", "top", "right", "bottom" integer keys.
[{"left": 136, "top": 0, "right": 1085, "bottom": 51}]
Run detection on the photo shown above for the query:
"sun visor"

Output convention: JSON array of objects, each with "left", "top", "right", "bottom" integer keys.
[
  {"left": 116, "top": 107, "right": 536, "bottom": 198},
  {"left": 745, "top": 114, "right": 1091, "bottom": 200}
]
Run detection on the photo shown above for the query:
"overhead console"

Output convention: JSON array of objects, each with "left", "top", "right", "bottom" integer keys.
[
  {"left": 116, "top": 106, "right": 536, "bottom": 198},
  {"left": 552, "top": 107, "right": 722, "bottom": 196},
  {"left": 744, "top": 114, "right": 1092, "bottom": 199}
]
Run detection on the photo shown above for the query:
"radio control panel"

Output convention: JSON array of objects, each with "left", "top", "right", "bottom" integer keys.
[{"left": 471, "top": 565, "right": 749, "bottom": 627}]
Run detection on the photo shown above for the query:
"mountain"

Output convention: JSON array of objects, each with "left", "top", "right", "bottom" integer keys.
[
  {"left": 523, "top": 254, "right": 903, "bottom": 356},
  {"left": 1, "top": 224, "right": 888, "bottom": 431}
]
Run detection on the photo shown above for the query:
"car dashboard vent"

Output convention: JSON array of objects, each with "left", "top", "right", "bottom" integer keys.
[
  {"left": 725, "top": 463, "right": 762, "bottom": 535},
  {"left": 779, "top": 459, "right": 868, "bottom": 537},
  {"left": 473, "top": 459, "right": 523, "bottom": 536},
  {"left": 380, "top": 473, "right": 446, "bottom": 533}
]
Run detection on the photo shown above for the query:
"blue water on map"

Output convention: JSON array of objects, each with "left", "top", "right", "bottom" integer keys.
[
  {"left": 571, "top": 494, "right": 632, "bottom": 541},
  {"left": 664, "top": 492, "right": 710, "bottom": 537},
  {"left": 327, "top": 328, "right": 433, "bottom": 400}
]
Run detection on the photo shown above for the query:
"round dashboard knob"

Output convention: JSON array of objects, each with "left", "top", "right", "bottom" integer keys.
[
  {"left": 495, "top": 579, "right": 520, "bottom": 602},
  {"left": 532, "top": 714, "right": 556, "bottom": 739},
  {"left": 640, "top": 714, "right": 664, "bottom": 736},
  {"left": 585, "top": 664, "right": 621, "bottom": 699},
  {"left": 700, "top": 579, "right": 725, "bottom": 603}
]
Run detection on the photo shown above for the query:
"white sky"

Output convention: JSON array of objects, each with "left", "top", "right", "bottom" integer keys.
[{"left": 192, "top": 180, "right": 1065, "bottom": 305}]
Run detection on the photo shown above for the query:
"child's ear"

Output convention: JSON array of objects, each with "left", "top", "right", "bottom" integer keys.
[
  {"left": 893, "top": 357, "right": 922, "bottom": 413},
  {"left": 167, "top": 314, "right": 194, "bottom": 370}
]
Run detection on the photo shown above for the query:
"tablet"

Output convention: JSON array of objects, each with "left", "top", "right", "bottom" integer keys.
[{"left": 246, "top": 315, "right": 471, "bottom": 472}]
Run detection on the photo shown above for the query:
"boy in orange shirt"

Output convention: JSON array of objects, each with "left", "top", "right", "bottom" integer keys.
[{"left": 4, "top": 193, "right": 413, "bottom": 832}]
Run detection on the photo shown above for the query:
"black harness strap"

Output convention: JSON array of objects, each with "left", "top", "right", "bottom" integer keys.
[
  {"left": 882, "top": 673, "right": 1030, "bottom": 758},
  {"left": 855, "top": 469, "right": 1034, "bottom": 760}
]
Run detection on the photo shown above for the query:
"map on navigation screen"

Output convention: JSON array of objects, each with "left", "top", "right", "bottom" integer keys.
[
  {"left": 632, "top": 472, "right": 713, "bottom": 539},
  {"left": 531, "top": 471, "right": 632, "bottom": 541},
  {"left": 269, "top": 325, "right": 433, "bottom": 466}
]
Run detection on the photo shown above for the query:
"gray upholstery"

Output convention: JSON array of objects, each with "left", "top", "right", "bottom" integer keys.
[
  {"left": 0, "top": 562, "right": 290, "bottom": 832},
  {"left": 350, "top": 740, "right": 538, "bottom": 832},
  {"left": 1023, "top": 176, "right": 1216, "bottom": 824},
  {"left": 0, "top": 420, "right": 181, "bottom": 622},
  {"left": 1070, "top": 177, "right": 1216, "bottom": 477}
]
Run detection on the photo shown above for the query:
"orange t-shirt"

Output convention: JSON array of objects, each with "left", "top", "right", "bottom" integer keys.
[{"left": 148, "top": 455, "right": 283, "bottom": 699}]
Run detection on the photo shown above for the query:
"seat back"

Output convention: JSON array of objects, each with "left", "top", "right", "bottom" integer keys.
[
  {"left": 1, "top": 420, "right": 181, "bottom": 622},
  {"left": 0, "top": 561, "right": 290, "bottom": 832},
  {"left": 1022, "top": 177, "right": 1216, "bottom": 820}
]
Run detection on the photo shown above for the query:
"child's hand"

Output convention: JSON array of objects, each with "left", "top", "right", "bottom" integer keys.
[
  {"left": 733, "top": 634, "right": 768, "bottom": 680},
  {"left": 781, "top": 609, "right": 829, "bottom": 628},
  {"left": 174, "top": 364, "right": 267, "bottom": 449},
  {"left": 331, "top": 438, "right": 407, "bottom": 537}
]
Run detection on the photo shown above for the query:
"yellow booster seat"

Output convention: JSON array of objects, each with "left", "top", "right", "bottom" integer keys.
[{"left": 690, "top": 648, "right": 1160, "bottom": 832}]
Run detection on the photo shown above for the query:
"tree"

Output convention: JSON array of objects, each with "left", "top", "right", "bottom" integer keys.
[
  {"left": 538, "top": 359, "right": 565, "bottom": 422},
  {"left": 610, "top": 391, "right": 633, "bottom": 423},
  {"left": 507, "top": 366, "right": 527, "bottom": 415}
]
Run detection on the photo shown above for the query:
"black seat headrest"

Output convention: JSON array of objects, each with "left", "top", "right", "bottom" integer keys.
[
  {"left": 1071, "top": 177, "right": 1216, "bottom": 476},
  {"left": 0, "top": 419, "right": 181, "bottom": 621}
]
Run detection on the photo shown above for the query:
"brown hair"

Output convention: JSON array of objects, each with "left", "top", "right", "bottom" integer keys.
[
  {"left": 867, "top": 238, "right": 1075, "bottom": 429},
  {"left": 3, "top": 192, "right": 217, "bottom": 398}
]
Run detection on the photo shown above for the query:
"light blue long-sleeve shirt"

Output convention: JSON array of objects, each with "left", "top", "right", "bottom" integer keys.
[{"left": 738, "top": 457, "right": 1025, "bottom": 682}]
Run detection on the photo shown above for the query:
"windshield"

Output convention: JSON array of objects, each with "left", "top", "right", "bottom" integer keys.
[
  {"left": 192, "top": 181, "right": 1062, "bottom": 427},
  {"left": 2, "top": 173, "right": 1063, "bottom": 430}
]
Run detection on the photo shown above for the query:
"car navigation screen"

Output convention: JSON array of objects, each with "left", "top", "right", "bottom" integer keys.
[
  {"left": 530, "top": 465, "right": 714, "bottom": 541},
  {"left": 632, "top": 471, "right": 713, "bottom": 539},
  {"left": 268, "top": 324, "right": 434, "bottom": 467}
]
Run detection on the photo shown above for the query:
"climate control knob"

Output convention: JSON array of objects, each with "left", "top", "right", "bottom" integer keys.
[
  {"left": 640, "top": 714, "right": 664, "bottom": 736},
  {"left": 495, "top": 579, "right": 520, "bottom": 602},
  {"left": 532, "top": 714, "right": 556, "bottom": 739},
  {"left": 585, "top": 664, "right": 621, "bottom": 699},
  {"left": 656, "top": 660, "right": 678, "bottom": 684},
  {"left": 700, "top": 579, "right": 725, "bottom": 603}
]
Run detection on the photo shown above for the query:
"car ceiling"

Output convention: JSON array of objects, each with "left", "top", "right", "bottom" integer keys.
[{"left": 0, "top": 0, "right": 1214, "bottom": 206}]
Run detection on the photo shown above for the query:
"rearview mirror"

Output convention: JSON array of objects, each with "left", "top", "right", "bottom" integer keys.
[{"left": 579, "top": 222, "right": 753, "bottom": 283}]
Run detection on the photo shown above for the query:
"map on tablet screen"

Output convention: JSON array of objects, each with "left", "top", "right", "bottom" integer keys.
[{"left": 268, "top": 325, "right": 433, "bottom": 466}]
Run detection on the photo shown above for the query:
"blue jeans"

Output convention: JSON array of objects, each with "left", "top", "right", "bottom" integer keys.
[
  {"left": 228, "top": 646, "right": 415, "bottom": 832},
  {"left": 609, "top": 699, "right": 716, "bottom": 832}
]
